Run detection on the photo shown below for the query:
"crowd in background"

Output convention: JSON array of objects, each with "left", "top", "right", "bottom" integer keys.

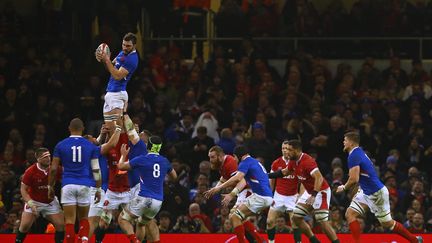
[{"left": 0, "top": 0, "right": 432, "bottom": 236}]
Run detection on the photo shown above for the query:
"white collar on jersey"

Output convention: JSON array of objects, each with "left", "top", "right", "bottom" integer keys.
[
  {"left": 148, "top": 152, "right": 159, "bottom": 155},
  {"left": 36, "top": 163, "right": 48, "bottom": 175},
  {"left": 70, "top": 135, "right": 82, "bottom": 138},
  {"left": 295, "top": 153, "right": 304, "bottom": 165},
  {"left": 349, "top": 146, "right": 359, "bottom": 155},
  {"left": 282, "top": 156, "right": 289, "bottom": 164}
]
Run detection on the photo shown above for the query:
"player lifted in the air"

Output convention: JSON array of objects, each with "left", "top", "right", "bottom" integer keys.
[{"left": 95, "top": 32, "right": 139, "bottom": 136}]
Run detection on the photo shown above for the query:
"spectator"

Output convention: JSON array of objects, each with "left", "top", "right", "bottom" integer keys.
[
  {"left": 407, "top": 213, "right": 427, "bottom": 233},
  {"left": 159, "top": 211, "right": 173, "bottom": 233}
]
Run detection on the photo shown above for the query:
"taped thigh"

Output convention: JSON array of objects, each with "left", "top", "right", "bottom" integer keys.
[
  {"left": 293, "top": 204, "right": 310, "bottom": 218},
  {"left": 314, "top": 209, "right": 329, "bottom": 222}
]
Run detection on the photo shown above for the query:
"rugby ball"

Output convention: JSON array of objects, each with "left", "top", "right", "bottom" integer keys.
[{"left": 96, "top": 43, "right": 110, "bottom": 62}]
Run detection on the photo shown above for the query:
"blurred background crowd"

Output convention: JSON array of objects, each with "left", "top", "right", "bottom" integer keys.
[{"left": 0, "top": 0, "right": 431, "bottom": 236}]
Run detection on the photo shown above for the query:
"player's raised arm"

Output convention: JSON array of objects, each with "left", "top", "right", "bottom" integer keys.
[
  {"left": 117, "top": 144, "right": 131, "bottom": 171},
  {"left": 100, "top": 123, "right": 122, "bottom": 155}
]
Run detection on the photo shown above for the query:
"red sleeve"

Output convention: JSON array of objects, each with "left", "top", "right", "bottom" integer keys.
[
  {"left": 223, "top": 158, "right": 237, "bottom": 179},
  {"left": 271, "top": 160, "right": 278, "bottom": 172},
  {"left": 304, "top": 157, "right": 318, "bottom": 175},
  {"left": 22, "top": 169, "right": 32, "bottom": 186}
]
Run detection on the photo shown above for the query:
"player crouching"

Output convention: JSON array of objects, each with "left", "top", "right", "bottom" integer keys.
[{"left": 16, "top": 148, "right": 65, "bottom": 243}]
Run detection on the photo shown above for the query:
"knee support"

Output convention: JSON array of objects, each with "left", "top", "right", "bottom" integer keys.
[
  {"left": 314, "top": 209, "right": 329, "bottom": 222},
  {"left": 349, "top": 201, "right": 366, "bottom": 218},
  {"left": 376, "top": 211, "right": 392, "bottom": 223},
  {"left": 232, "top": 209, "right": 246, "bottom": 221},
  {"left": 120, "top": 210, "right": 135, "bottom": 224},
  {"left": 100, "top": 211, "right": 113, "bottom": 224},
  {"left": 104, "top": 114, "right": 119, "bottom": 122},
  {"left": 137, "top": 215, "right": 152, "bottom": 225},
  {"left": 293, "top": 204, "right": 310, "bottom": 218}
]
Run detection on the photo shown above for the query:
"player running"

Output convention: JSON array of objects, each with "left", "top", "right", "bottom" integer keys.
[
  {"left": 267, "top": 141, "right": 301, "bottom": 243},
  {"left": 117, "top": 136, "right": 177, "bottom": 243},
  {"left": 268, "top": 140, "right": 339, "bottom": 243},
  {"left": 96, "top": 32, "right": 139, "bottom": 134},
  {"left": 336, "top": 131, "right": 423, "bottom": 243},
  {"left": 49, "top": 118, "right": 102, "bottom": 243},
  {"left": 16, "top": 148, "right": 64, "bottom": 243},
  {"left": 208, "top": 145, "right": 264, "bottom": 243},
  {"left": 205, "top": 145, "right": 273, "bottom": 243}
]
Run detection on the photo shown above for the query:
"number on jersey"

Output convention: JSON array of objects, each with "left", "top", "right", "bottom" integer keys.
[
  {"left": 153, "top": 164, "right": 160, "bottom": 178},
  {"left": 71, "top": 146, "right": 82, "bottom": 162}
]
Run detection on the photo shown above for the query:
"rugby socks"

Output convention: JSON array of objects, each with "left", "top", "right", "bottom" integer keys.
[
  {"left": 15, "top": 230, "right": 27, "bottom": 243},
  {"left": 95, "top": 226, "right": 106, "bottom": 243},
  {"left": 55, "top": 231, "right": 65, "bottom": 243},
  {"left": 78, "top": 219, "right": 90, "bottom": 243},
  {"left": 309, "top": 235, "right": 321, "bottom": 243},
  {"left": 243, "top": 220, "right": 264, "bottom": 242},
  {"left": 293, "top": 227, "right": 302, "bottom": 243},
  {"left": 392, "top": 221, "right": 418, "bottom": 243},
  {"left": 65, "top": 224, "right": 75, "bottom": 243},
  {"left": 127, "top": 234, "right": 140, "bottom": 243},
  {"left": 234, "top": 225, "right": 247, "bottom": 243},
  {"left": 349, "top": 220, "right": 361, "bottom": 243},
  {"left": 267, "top": 226, "right": 276, "bottom": 241}
]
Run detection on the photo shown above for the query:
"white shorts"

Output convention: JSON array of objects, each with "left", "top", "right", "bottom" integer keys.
[
  {"left": 104, "top": 189, "right": 131, "bottom": 210},
  {"left": 350, "top": 187, "right": 392, "bottom": 223},
  {"left": 127, "top": 196, "right": 162, "bottom": 223},
  {"left": 61, "top": 184, "right": 91, "bottom": 206},
  {"left": 271, "top": 191, "right": 298, "bottom": 212},
  {"left": 235, "top": 188, "right": 253, "bottom": 207},
  {"left": 24, "top": 197, "right": 62, "bottom": 217},
  {"left": 103, "top": 91, "right": 128, "bottom": 113},
  {"left": 297, "top": 187, "right": 331, "bottom": 210},
  {"left": 130, "top": 184, "right": 140, "bottom": 199},
  {"left": 88, "top": 187, "right": 106, "bottom": 217},
  {"left": 243, "top": 193, "right": 273, "bottom": 214}
]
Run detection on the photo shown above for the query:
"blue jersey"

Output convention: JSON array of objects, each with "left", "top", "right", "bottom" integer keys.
[
  {"left": 106, "top": 50, "right": 138, "bottom": 92},
  {"left": 129, "top": 152, "right": 172, "bottom": 201},
  {"left": 88, "top": 149, "right": 109, "bottom": 191},
  {"left": 53, "top": 136, "right": 99, "bottom": 187},
  {"left": 348, "top": 147, "right": 384, "bottom": 195},
  {"left": 128, "top": 140, "right": 148, "bottom": 187},
  {"left": 237, "top": 156, "right": 272, "bottom": 197}
]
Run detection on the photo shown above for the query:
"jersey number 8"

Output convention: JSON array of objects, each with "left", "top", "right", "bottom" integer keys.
[{"left": 153, "top": 164, "right": 160, "bottom": 178}]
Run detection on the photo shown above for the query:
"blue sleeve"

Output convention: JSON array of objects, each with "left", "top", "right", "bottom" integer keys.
[
  {"left": 122, "top": 54, "right": 138, "bottom": 73},
  {"left": 92, "top": 144, "right": 100, "bottom": 159},
  {"left": 237, "top": 160, "right": 250, "bottom": 175},
  {"left": 129, "top": 140, "right": 147, "bottom": 159},
  {"left": 129, "top": 157, "right": 140, "bottom": 169},
  {"left": 348, "top": 151, "right": 361, "bottom": 169},
  {"left": 166, "top": 158, "right": 172, "bottom": 173},
  {"left": 53, "top": 143, "right": 61, "bottom": 158}
]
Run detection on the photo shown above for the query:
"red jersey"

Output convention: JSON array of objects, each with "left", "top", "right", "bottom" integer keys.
[
  {"left": 107, "top": 133, "right": 130, "bottom": 192},
  {"left": 219, "top": 155, "right": 238, "bottom": 180},
  {"left": 287, "top": 153, "right": 329, "bottom": 193},
  {"left": 271, "top": 156, "right": 298, "bottom": 196},
  {"left": 22, "top": 164, "right": 61, "bottom": 203}
]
